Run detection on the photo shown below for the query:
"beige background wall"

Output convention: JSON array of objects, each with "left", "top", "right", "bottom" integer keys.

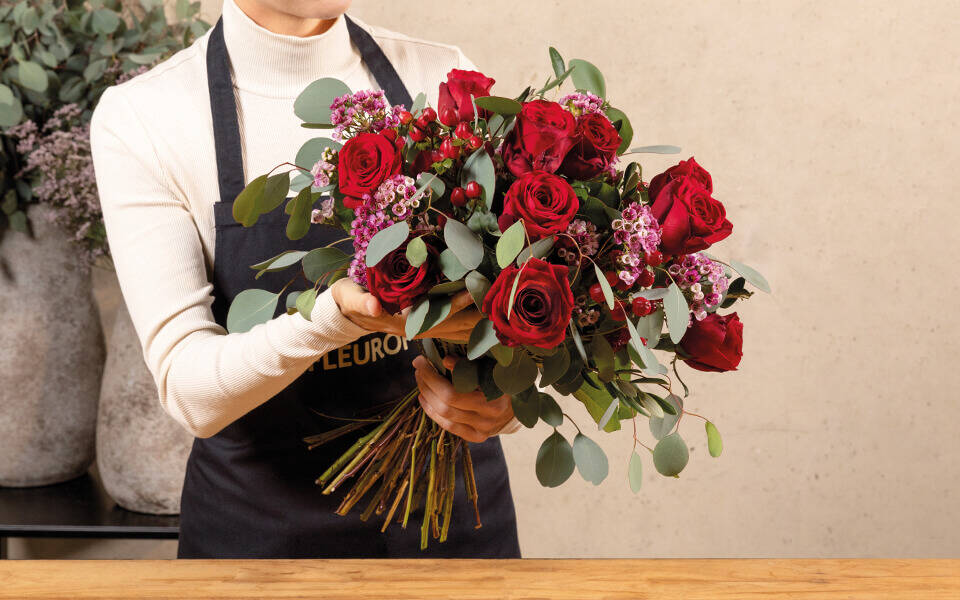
[{"left": 13, "top": 0, "right": 959, "bottom": 558}]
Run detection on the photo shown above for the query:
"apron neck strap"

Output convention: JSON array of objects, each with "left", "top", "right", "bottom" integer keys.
[{"left": 207, "top": 14, "right": 414, "bottom": 206}]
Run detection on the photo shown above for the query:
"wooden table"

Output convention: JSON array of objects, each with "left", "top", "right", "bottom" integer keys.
[{"left": 0, "top": 559, "right": 957, "bottom": 599}]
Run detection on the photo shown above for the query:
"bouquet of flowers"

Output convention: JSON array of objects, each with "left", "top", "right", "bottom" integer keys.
[{"left": 228, "top": 48, "right": 769, "bottom": 550}]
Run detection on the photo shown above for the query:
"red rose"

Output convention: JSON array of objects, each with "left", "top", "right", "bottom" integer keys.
[
  {"left": 679, "top": 312, "right": 743, "bottom": 372},
  {"left": 338, "top": 132, "right": 402, "bottom": 209},
  {"left": 498, "top": 170, "right": 578, "bottom": 240},
  {"left": 558, "top": 112, "right": 622, "bottom": 180},
  {"left": 651, "top": 177, "right": 732, "bottom": 255},
  {"left": 365, "top": 238, "right": 442, "bottom": 314},
  {"left": 501, "top": 100, "right": 576, "bottom": 177},
  {"left": 482, "top": 258, "right": 574, "bottom": 349},
  {"left": 648, "top": 157, "right": 713, "bottom": 201},
  {"left": 438, "top": 69, "right": 496, "bottom": 122}
]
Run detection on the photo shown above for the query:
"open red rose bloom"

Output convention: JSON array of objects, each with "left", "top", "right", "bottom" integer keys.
[{"left": 227, "top": 50, "right": 769, "bottom": 550}]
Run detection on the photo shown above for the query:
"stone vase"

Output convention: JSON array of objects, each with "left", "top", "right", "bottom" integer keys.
[
  {"left": 0, "top": 203, "right": 105, "bottom": 487},
  {"left": 96, "top": 300, "right": 193, "bottom": 514}
]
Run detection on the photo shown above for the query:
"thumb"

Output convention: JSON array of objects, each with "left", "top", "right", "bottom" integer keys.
[{"left": 441, "top": 355, "right": 459, "bottom": 370}]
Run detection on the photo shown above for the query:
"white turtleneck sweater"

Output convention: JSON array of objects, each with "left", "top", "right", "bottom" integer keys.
[{"left": 90, "top": 0, "right": 521, "bottom": 438}]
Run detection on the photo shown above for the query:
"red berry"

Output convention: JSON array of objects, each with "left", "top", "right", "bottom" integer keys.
[
  {"left": 415, "top": 114, "right": 431, "bottom": 131},
  {"left": 610, "top": 301, "right": 627, "bottom": 321},
  {"left": 464, "top": 180, "right": 481, "bottom": 199},
  {"left": 439, "top": 107, "right": 459, "bottom": 127},
  {"left": 645, "top": 251, "right": 664, "bottom": 267},
  {"left": 450, "top": 187, "right": 467, "bottom": 207},
  {"left": 631, "top": 297, "right": 653, "bottom": 317},
  {"left": 614, "top": 278, "right": 631, "bottom": 291},
  {"left": 637, "top": 269, "right": 655, "bottom": 287},
  {"left": 399, "top": 110, "right": 413, "bottom": 125},
  {"left": 440, "top": 138, "right": 460, "bottom": 160},
  {"left": 454, "top": 122, "right": 472, "bottom": 139},
  {"left": 604, "top": 271, "right": 619, "bottom": 287},
  {"left": 421, "top": 107, "right": 437, "bottom": 123},
  {"left": 408, "top": 126, "right": 426, "bottom": 142},
  {"left": 589, "top": 283, "right": 606, "bottom": 304},
  {"left": 430, "top": 150, "right": 444, "bottom": 164},
  {"left": 467, "top": 135, "right": 482, "bottom": 150}
]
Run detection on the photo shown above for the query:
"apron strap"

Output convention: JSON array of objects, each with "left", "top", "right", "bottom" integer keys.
[
  {"left": 207, "top": 14, "right": 414, "bottom": 206},
  {"left": 206, "top": 16, "right": 246, "bottom": 206},
  {"left": 343, "top": 15, "right": 414, "bottom": 110}
]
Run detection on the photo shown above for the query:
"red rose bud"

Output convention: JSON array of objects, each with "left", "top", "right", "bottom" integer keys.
[
  {"left": 450, "top": 186, "right": 467, "bottom": 207},
  {"left": 679, "top": 312, "right": 744, "bottom": 372},
  {"left": 337, "top": 132, "right": 402, "bottom": 209},
  {"left": 439, "top": 107, "right": 459, "bottom": 127},
  {"left": 651, "top": 176, "right": 733, "bottom": 255},
  {"left": 648, "top": 156, "right": 713, "bottom": 201},
  {"left": 421, "top": 107, "right": 437, "bottom": 123},
  {"left": 366, "top": 238, "right": 443, "bottom": 314},
  {"left": 482, "top": 258, "right": 575, "bottom": 349},
  {"left": 464, "top": 180, "right": 481, "bottom": 199},
  {"left": 498, "top": 170, "right": 578, "bottom": 240},
  {"left": 438, "top": 69, "right": 496, "bottom": 122},
  {"left": 558, "top": 112, "right": 622, "bottom": 180},
  {"left": 454, "top": 122, "right": 473, "bottom": 140},
  {"left": 501, "top": 100, "right": 576, "bottom": 177},
  {"left": 440, "top": 138, "right": 460, "bottom": 160},
  {"left": 415, "top": 114, "right": 432, "bottom": 131}
]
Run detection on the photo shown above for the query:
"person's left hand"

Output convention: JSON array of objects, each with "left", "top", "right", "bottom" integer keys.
[{"left": 412, "top": 355, "right": 514, "bottom": 442}]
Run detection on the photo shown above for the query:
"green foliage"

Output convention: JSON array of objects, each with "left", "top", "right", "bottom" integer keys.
[
  {"left": 301, "top": 247, "right": 351, "bottom": 282},
  {"left": 535, "top": 431, "right": 575, "bottom": 488},
  {"left": 572, "top": 433, "right": 608, "bottom": 485},
  {"left": 364, "top": 221, "right": 410, "bottom": 267},
  {"left": 628, "top": 451, "right": 643, "bottom": 493},
  {"left": 492, "top": 350, "right": 538, "bottom": 395},
  {"left": 568, "top": 58, "right": 606, "bottom": 98},
  {"left": 0, "top": 0, "right": 209, "bottom": 233},
  {"left": 663, "top": 282, "right": 689, "bottom": 344},
  {"left": 466, "top": 319, "right": 498, "bottom": 360},
  {"left": 460, "top": 148, "right": 496, "bottom": 209},
  {"left": 705, "top": 421, "right": 723, "bottom": 457},
  {"left": 226, "top": 288, "right": 280, "bottom": 334},
  {"left": 496, "top": 220, "right": 525, "bottom": 268},
  {"left": 443, "top": 218, "right": 483, "bottom": 270},
  {"left": 294, "top": 78, "right": 351, "bottom": 124},
  {"left": 473, "top": 95, "right": 522, "bottom": 116},
  {"left": 653, "top": 432, "right": 689, "bottom": 477}
]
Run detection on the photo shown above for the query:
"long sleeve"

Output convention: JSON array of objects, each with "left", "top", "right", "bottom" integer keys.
[{"left": 90, "top": 86, "right": 370, "bottom": 439}]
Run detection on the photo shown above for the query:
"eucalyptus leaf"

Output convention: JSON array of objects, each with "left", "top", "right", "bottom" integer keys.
[
  {"left": 489, "top": 344, "right": 514, "bottom": 367},
  {"left": 295, "top": 137, "right": 342, "bottom": 174},
  {"left": 17, "top": 60, "right": 47, "bottom": 92},
  {"left": 653, "top": 432, "right": 689, "bottom": 477},
  {"left": 706, "top": 421, "right": 723, "bottom": 457},
  {"left": 628, "top": 145, "right": 682, "bottom": 154},
  {"left": 628, "top": 451, "right": 643, "bottom": 493},
  {"left": 226, "top": 289, "right": 280, "bottom": 334},
  {"left": 364, "top": 221, "right": 410, "bottom": 267},
  {"left": 549, "top": 46, "right": 565, "bottom": 78},
  {"left": 573, "top": 433, "right": 609, "bottom": 485},
  {"left": 598, "top": 397, "right": 619, "bottom": 430},
  {"left": 605, "top": 107, "right": 633, "bottom": 155},
  {"left": 648, "top": 394, "right": 682, "bottom": 440},
  {"left": 516, "top": 235, "right": 555, "bottom": 265},
  {"left": 295, "top": 287, "right": 317, "bottom": 321},
  {"left": 538, "top": 393, "right": 563, "bottom": 427},
  {"left": 569, "top": 58, "right": 606, "bottom": 98},
  {"left": 250, "top": 250, "right": 307, "bottom": 276},
  {"left": 302, "top": 247, "right": 352, "bottom": 282},
  {"left": 730, "top": 260, "right": 771, "bottom": 293},
  {"left": 593, "top": 262, "right": 615, "bottom": 309},
  {"left": 451, "top": 359, "right": 479, "bottom": 394},
  {"left": 405, "top": 236, "right": 428, "bottom": 267},
  {"left": 511, "top": 391, "right": 540, "bottom": 428},
  {"left": 285, "top": 187, "right": 314, "bottom": 241},
  {"left": 419, "top": 296, "right": 453, "bottom": 335},
  {"left": 535, "top": 431, "right": 575, "bottom": 488},
  {"left": 663, "top": 283, "right": 689, "bottom": 344},
  {"left": 460, "top": 148, "right": 496, "bottom": 209},
  {"left": 439, "top": 249, "right": 469, "bottom": 281},
  {"left": 232, "top": 174, "right": 267, "bottom": 227},
  {"left": 294, "top": 77, "right": 351, "bottom": 124},
  {"left": 466, "top": 319, "right": 499, "bottom": 360},
  {"left": 497, "top": 220, "right": 526, "bottom": 268},
  {"left": 465, "top": 270, "right": 491, "bottom": 309},
  {"left": 538, "top": 345, "right": 570, "bottom": 388},
  {"left": 404, "top": 297, "right": 430, "bottom": 340},
  {"left": 443, "top": 218, "right": 483, "bottom": 270},
  {"left": 474, "top": 95, "right": 523, "bottom": 115},
  {"left": 493, "top": 350, "right": 538, "bottom": 395}
]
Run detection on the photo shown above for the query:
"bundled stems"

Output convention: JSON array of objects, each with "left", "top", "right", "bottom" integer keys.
[{"left": 306, "top": 386, "right": 481, "bottom": 550}]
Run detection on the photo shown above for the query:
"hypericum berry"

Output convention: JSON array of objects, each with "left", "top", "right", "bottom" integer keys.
[
  {"left": 450, "top": 187, "right": 467, "bottom": 207},
  {"left": 421, "top": 107, "right": 437, "bottom": 123},
  {"left": 440, "top": 107, "right": 459, "bottom": 127},
  {"left": 454, "top": 122, "right": 473, "bottom": 140},
  {"left": 430, "top": 150, "right": 444, "bottom": 164},
  {"left": 614, "top": 277, "right": 631, "bottom": 291},
  {"left": 467, "top": 135, "right": 483, "bottom": 151},
  {"left": 464, "top": 180, "right": 481, "bottom": 199},
  {"left": 408, "top": 126, "right": 426, "bottom": 142},
  {"left": 645, "top": 250, "right": 664, "bottom": 267},
  {"left": 604, "top": 271, "right": 619, "bottom": 287},
  {"left": 637, "top": 268, "right": 655, "bottom": 287},
  {"left": 589, "top": 283, "right": 606, "bottom": 304},
  {"left": 440, "top": 138, "right": 460, "bottom": 160},
  {"left": 631, "top": 296, "right": 653, "bottom": 317},
  {"left": 399, "top": 110, "right": 414, "bottom": 125},
  {"left": 610, "top": 301, "right": 627, "bottom": 321}
]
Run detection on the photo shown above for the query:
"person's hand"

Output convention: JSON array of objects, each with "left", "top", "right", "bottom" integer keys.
[
  {"left": 330, "top": 279, "right": 480, "bottom": 342},
  {"left": 412, "top": 355, "right": 514, "bottom": 442}
]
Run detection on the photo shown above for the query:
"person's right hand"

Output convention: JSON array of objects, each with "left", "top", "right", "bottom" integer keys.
[{"left": 329, "top": 278, "right": 481, "bottom": 342}]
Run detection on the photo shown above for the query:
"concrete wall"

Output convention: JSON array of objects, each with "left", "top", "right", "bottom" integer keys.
[{"left": 10, "top": 0, "right": 958, "bottom": 558}]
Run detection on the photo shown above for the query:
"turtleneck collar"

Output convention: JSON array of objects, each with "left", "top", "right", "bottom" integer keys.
[{"left": 220, "top": 0, "right": 361, "bottom": 98}]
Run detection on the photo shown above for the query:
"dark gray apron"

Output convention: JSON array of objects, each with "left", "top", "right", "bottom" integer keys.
[{"left": 176, "top": 14, "right": 521, "bottom": 558}]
